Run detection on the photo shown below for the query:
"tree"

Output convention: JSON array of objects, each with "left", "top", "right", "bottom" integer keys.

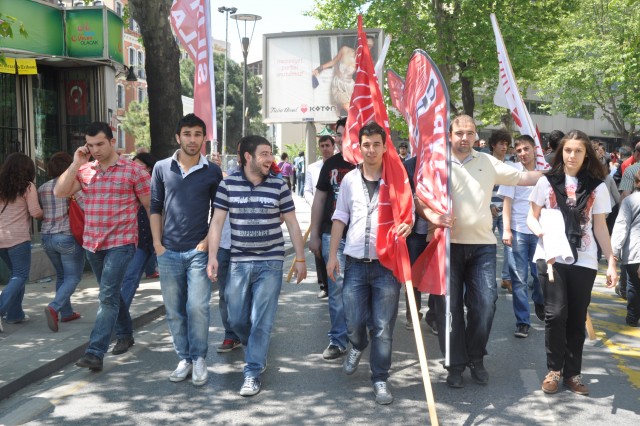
[
  {"left": 120, "top": 99, "right": 150, "bottom": 151},
  {"left": 536, "top": 0, "right": 639, "bottom": 142},
  {"left": 181, "top": 52, "right": 265, "bottom": 154},
  {"left": 308, "top": 0, "right": 577, "bottom": 131},
  {"left": 128, "top": 0, "right": 183, "bottom": 159},
  {"left": 0, "top": 13, "right": 27, "bottom": 64}
]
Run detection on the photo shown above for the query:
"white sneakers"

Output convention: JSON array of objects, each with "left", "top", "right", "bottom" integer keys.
[
  {"left": 373, "top": 381, "right": 393, "bottom": 405},
  {"left": 169, "top": 359, "right": 193, "bottom": 382},
  {"left": 192, "top": 357, "right": 208, "bottom": 386}
]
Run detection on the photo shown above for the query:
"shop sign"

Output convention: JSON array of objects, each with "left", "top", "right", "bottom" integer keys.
[
  {"left": 66, "top": 9, "right": 105, "bottom": 58},
  {"left": 0, "top": 0, "right": 64, "bottom": 56},
  {"left": 16, "top": 58, "right": 37, "bottom": 75},
  {"left": 0, "top": 57, "right": 16, "bottom": 74}
]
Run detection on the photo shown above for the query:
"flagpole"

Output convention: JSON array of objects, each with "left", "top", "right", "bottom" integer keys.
[
  {"left": 445, "top": 118, "right": 452, "bottom": 368},
  {"left": 406, "top": 281, "right": 440, "bottom": 426}
]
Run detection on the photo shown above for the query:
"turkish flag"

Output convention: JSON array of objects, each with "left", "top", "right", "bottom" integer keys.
[
  {"left": 344, "top": 16, "right": 413, "bottom": 283},
  {"left": 66, "top": 80, "right": 87, "bottom": 116}
]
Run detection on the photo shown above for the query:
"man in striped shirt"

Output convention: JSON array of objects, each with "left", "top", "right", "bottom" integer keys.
[
  {"left": 207, "top": 135, "right": 307, "bottom": 397},
  {"left": 55, "top": 122, "right": 150, "bottom": 372}
]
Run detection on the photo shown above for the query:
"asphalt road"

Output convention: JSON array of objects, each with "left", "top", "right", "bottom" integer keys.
[{"left": 0, "top": 250, "right": 638, "bottom": 425}]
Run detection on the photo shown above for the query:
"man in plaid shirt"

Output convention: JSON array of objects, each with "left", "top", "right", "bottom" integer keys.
[{"left": 55, "top": 122, "right": 150, "bottom": 372}]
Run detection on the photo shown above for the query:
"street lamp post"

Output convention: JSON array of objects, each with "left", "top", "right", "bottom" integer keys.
[
  {"left": 217, "top": 6, "right": 237, "bottom": 158},
  {"left": 231, "top": 13, "right": 261, "bottom": 138}
]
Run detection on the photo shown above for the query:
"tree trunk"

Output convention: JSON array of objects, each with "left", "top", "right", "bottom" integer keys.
[
  {"left": 458, "top": 62, "right": 475, "bottom": 117},
  {"left": 129, "top": 0, "right": 182, "bottom": 160}
]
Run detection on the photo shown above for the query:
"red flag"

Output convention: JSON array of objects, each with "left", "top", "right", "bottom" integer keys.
[
  {"left": 344, "top": 16, "right": 413, "bottom": 283},
  {"left": 170, "top": 0, "right": 217, "bottom": 152},
  {"left": 387, "top": 50, "right": 450, "bottom": 295}
]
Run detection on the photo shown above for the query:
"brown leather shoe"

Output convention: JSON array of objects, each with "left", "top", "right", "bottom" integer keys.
[
  {"left": 564, "top": 375, "right": 589, "bottom": 395},
  {"left": 542, "top": 370, "right": 561, "bottom": 394},
  {"left": 501, "top": 279, "right": 513, "bottom": 294}
]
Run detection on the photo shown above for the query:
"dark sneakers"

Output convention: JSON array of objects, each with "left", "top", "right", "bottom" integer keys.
[
  {"left": 76, "top": 353, "right": 103, "bottom": 371},
  {"left": 514, "top": 324, "right": 530, "bottom": 338},
  {"left": 112, "top": 337, "right": 135, "bottom": 355},
  {"left": 322, "top": 344, "right": 347, "bottom": 360},
  {"left": 468, "top": 360, "right": 489, "bottom": 385},
  {"left": 535, "top": 304, "right": 545, "bottom": 321},
  {"left": 446, "top": 368, "right": 464, "bottom": 388}
]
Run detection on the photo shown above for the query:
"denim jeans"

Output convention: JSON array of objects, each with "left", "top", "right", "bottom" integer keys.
[
  {"left": 322, "top": 233, "right": 348, "bottom": 349},
  {"left": 114, "top": 246, "right": 154, "bottom": 338},
  {"left": 225, "top": 260, "right": 283, "bottom": 377},
  {"left": 217, "top": 247, "right": 239, "bottom": 341},
  {"left": 297, "top": 173, "right": 305, "bottom": 197},
  {"left": 510, "top": 230, "right": 544, "bottom": 326},
  {"left": 434, "top": 244, "right": 498, "bottom": 369},
  {"left": 494, "top": 215, "right": 515, "bottom": 281},
  {"left": 42, "top": 234, "right": 85, "bottom": 318},
  {"left": 0, "top": 241, "right": 31, "bottom": 322},
  {"left": 342, "top": 258, "right": 401, "bottom": 383},
  {"left": 158, "top": 248, "right": 211, "bottom": 361},
  {"left": 85, "top": 244, "right": 135, "bottom": 358}
]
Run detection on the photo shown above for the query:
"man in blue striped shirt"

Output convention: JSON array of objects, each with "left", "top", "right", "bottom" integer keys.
[{"left": 207, "top": 135, "right": 307, "bottom": 397}]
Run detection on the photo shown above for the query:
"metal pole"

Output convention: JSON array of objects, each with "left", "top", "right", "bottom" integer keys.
[
  {"left": 242, "top": 40, "right": 248, "bottom": 137},
  {"left": 222, "top": 11, "right": 229, "bottom": 155}
]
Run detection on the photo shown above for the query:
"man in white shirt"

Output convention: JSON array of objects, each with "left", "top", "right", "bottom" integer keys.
[
  {"left": 306, "top": 135, "right": 337, "bottom": 298},
  {"left": 498, "top": 135, "right": 545, "bottom": 339},
  {"left": 327, "top": 121, "right": 412, "bottom": 405}
]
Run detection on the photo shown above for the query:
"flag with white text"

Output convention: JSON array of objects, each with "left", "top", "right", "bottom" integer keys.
[
  {"left": 491, "top": 14, "right": 548, "bottom": 170},
  {"left": 170, "top": 0, "right": 217, "bottom": 151}
]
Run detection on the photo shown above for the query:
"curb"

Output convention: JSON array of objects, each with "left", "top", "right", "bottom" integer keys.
[{"left": 0, "top": 305, "right": 166, "bottom": 402}]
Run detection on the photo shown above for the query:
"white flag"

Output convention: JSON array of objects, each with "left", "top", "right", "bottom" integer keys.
[{"left": 491, "top": 13, "right": 549, "bottom": 170}]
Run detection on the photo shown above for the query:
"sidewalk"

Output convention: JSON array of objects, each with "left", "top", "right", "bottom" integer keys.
[{"left": 0, "top": 193, "right": 312, "bottom": 401}]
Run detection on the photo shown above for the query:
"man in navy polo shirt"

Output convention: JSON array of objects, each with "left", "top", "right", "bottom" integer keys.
[{"left": 150, "top": 114, "right": 223, "bottom": 387}]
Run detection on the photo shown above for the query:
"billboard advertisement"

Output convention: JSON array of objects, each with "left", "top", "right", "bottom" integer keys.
[
  {"left": 107, "top": 10, "right": 124, "bottom": 64},
  {"left": 263, "top": 29, "right": 383, "bottom": 123}
]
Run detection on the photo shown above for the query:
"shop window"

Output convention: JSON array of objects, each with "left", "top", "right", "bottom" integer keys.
[
  {"left": 115, "top": 2, "right": 123, "bottom": 17},
  {"left": 137, "top": 51, "right": 145, "bottom": 79},
  {"left": 128, "top": 47, "right": 136, "bottom": 67}
]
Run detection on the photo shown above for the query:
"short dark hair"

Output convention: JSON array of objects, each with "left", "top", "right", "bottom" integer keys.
[
  {"left": 336, "top": 117, "right": 346, "bottom": 129},
  {"left": 547, "top": 130, "right": 565, "bottom": 151},
  {"left": 488, "top": 129, "right": 512, "bottom": 151},
  {"left": 85, "top": 122, "right": 113, "bottom": 140},
  {"left": 132, "top": 152, "right": 157, "bottom": 171},
  {"left": 238, "top": 135, "right": 271, "bottom": 167},
  {"left": 298, "top": 151, "right": 304, "bottom": 156},
  {"left": 448, "top": 114, "right": 475, "bottom": 134},
  {"left": 47, "top": 152, "right": 73, "bottom": 178},
  {"left": 280, "top": 152, "right": 289, "bottom": 161},
  {"left": 319, "top": 135, "right": 335, "bottom": 146},
  {"left": 358, "top": 121, "right": 386, "bottom": 144},
  {"left": 175, "top": 113, "right": 206, "bottom": 136},
  {"left": 514, "top": 134, "right": 536, "bottom": 148}
]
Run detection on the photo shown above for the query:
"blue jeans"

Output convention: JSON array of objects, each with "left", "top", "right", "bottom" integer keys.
[
  {"left": 297, "top": 173, "right": 305, "bottom": 196},
  {"left": 85, "top": 244, "right": 136, "bottom": 358},
  {"left": 42, "top": 234, "right": 85, "bottom": 318},
  {"left": 494, "top": 215, "right": 515, "bottom": 281},
  {"left": 0, "top": 241, "right": 31, "bottom": 322},
  {"left": 225, "top": 260, "right": 283, "bottom": 377},
  {"left": 217, "top": 248, "right": 239, "bottom": 341},
  {"left": 434, "top": 244, "right": 498, "bottom": 369},
  {"left": 510, "top": 230, "right": 543, "bottom": 326},
  {"left": 322, "top": 233, "right": 348, "bottom": 349},
  {"left": 158, "top": 248, "right": 211, "bottom": 361},
  {"left": 342, "top": 258, "right": 401, "bottom": 383},
  {"left": 114, "top": 246, "right": 154, "bottom": 338}
]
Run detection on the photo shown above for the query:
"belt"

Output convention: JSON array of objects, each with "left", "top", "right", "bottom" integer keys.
[{"left": 346, "top": 255, "right": 379, "bottom": 263}]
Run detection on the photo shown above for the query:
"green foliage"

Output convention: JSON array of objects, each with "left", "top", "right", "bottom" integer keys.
[
  {"left": 535, "top": 0, "right": 639, "bottom": 141},
  {"left": 307, "top": 0, "right": 577, "bottom": 130},
  {"left": 121, "top": 99, "right": 151, "bottom": 150},
  {"left": 284, "top": 142, "right": 306, "bottom": 159},
  {"left": 0, "top": 13, "right": 27, "bottom": 64},
  {"left": 180, "top": 52, "right": 265, "bottom": 153}
]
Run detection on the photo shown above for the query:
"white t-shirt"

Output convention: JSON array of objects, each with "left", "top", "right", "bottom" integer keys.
[
  {"left": 529, "top": 176, "right": 611, "bottom": 270},
  {"left": 498, "top": 162, "right": 536, "bottom": 234}
]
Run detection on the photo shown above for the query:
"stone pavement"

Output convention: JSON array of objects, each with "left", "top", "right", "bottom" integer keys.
[{"left": 0, "top": 193, "right": 312, "bottom": 402}]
